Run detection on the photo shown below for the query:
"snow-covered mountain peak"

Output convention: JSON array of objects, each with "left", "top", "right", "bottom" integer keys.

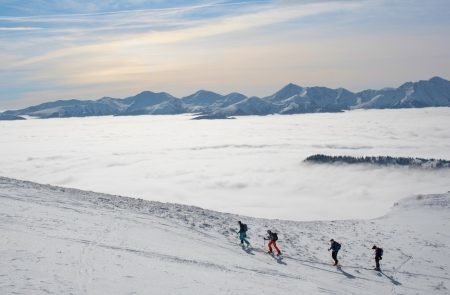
[
  {"left": 192, "top": 90, "right": 221, "bottom": 98},
  {"left": 1, "top": 77, "right": 449, "bottom": 119},
  {"left": 132, "top": 90, "right": 173, "bottom": 99},
  {"left": 201, "top": 89, "right": 218, "bottom": 95},
  {"left": 266, "top": 83, "right": 304, "bottom": 101},
  {"left": 429, "top": 76, "right": 447, "bottom": 83},
  {"left": 181, "top": 90, "right": 224, "bottom": 106}
]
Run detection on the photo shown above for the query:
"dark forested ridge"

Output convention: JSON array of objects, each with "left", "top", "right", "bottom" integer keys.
[{"left": 305, "top": 154, "right": 450, "bottom": 169}]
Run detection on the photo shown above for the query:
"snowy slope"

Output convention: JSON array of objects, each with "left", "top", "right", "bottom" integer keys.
[{"left": 1, "top": 177, "right": 449, "bottom": 294}]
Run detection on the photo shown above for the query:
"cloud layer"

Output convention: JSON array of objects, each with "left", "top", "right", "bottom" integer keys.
[{"left": 1, "top": 108, "right": 449, "bottom": 221}]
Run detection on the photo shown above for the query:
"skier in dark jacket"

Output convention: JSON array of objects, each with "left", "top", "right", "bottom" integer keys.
[
  {"left": 372, "top": 245, "right": 383, "bottom": 271},
  {"left": 328, "top": 239, "right": 341, "bottom": 266},
  {"left": 264, "top": 230, "right": 281, "bottom": 256},
  {"left": 237, "top": 221, "right": 250, "bottom": 247}
]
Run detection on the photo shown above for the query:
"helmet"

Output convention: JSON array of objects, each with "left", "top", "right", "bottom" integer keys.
[
  {"left": 267, "top": 230, "right": 272, "bottom": 234},
  {"left": 330, "top": 239, "right": 334, "bottom": 242},
  {"left": 372, "top": 245, "right": 377, "bottom": 249}
]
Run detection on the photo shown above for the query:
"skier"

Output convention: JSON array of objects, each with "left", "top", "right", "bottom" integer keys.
[
  {"left": 264, "top": 230, "right": 281, "bottom": 256},
  {"left": 372, "top": 245, "right": 384, "bottom": 271},
  {"left": 328, "top": 239, "right": 341, "bottom": 266},
  {"left": 237, "top": 221, "right": 250, "bottom": 247}
]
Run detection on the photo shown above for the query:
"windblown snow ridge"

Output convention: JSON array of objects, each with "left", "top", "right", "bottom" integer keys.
[
  {"left": 304, "top": 154, "right": 450, "bottom": 169},
  {"left": 393, "top": 193, "right": 450, "bottom": 210}
]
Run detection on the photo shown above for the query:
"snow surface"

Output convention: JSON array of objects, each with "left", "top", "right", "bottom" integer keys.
[
  {"left": 0, "top": 108, "right": 449, "bottom": 221},
  {"left": 1, "top": 177, "right": 449, "bottom": 294}
]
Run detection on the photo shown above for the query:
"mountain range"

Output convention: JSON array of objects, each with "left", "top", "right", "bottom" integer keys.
[{"left": 1, "top": 76, "right": 449, "bottom": 120}]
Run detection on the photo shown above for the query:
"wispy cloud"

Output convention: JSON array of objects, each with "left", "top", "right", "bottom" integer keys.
[
  {"left": 0, "top": 26, "right": 43, "bottom": 31},
  {"left": 6, "top": 1, "right": 360, "bottom": 67},
  {"left": 1, "top": 0, "right": 450, "bottom": 108}
]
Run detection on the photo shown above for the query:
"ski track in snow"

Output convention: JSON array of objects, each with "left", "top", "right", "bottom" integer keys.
[{"left": 0, "top": 176, "right": 449, "bottom": 294}]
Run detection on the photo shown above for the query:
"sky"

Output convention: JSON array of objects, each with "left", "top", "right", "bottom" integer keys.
[{"left": 1, "top": 0, "right": 450, "bottom": 109}]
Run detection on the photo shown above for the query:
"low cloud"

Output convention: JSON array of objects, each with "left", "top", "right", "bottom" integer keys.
[{"left": 1, "top": 109, "right": 449, "bottom": 221}]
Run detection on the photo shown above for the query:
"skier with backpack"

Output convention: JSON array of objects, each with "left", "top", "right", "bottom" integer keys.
[
  {"left": 328, "top": 239, "right": 341, "bottom": 266},
  {"left": 372, "top": 245, "right": 384, "bottom": 271},
  {"left": 264, "top": 230, "right": 281, "bottom": 256},
  {"left": 237, "top": 221, "right": 250, "bottom": 248}
]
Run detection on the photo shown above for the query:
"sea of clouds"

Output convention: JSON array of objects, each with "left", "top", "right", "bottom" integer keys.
[{"left": 1, "top": 108, "right": 449, "bottom": 221}]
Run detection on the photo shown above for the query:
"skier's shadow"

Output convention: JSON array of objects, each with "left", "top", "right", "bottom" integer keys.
[
  {"left": 270, "top": 254, "right": 287, "bottom": 265},
  {"left": 380, "top": 271, "right": 402, "bottom": 286},
  {"left": 241, "top": 246, "right": 255, "bottom": 255},
  {"left": 336, "top": 266, "right": 356, "bottom": 279}
]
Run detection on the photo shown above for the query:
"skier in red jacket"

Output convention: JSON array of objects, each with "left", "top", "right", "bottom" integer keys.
[{"left": 264, "top": 230, "right": 281, "bottom": 256}]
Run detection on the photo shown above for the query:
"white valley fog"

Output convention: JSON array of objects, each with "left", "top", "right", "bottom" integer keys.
[{"left": 1, "top": 108, "right": 449, "bottom": 221}]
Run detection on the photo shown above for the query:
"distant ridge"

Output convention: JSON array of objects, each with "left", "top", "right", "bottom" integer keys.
[
  {"left": 305, "top": 154, "right": 450, "bottom": 169},
  {"left": 1, "top": 77, "right": 449, "bottom": 119}
]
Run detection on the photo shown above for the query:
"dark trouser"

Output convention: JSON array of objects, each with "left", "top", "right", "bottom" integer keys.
[
  {"left": 375, "top": 256, "right": 381, "bottom": 270},
  {"left": 332, "top": 251, "right": 339, "bottom": 265},
  {"left": 239, "top": 232, "right": 250, "bottom": 246}
]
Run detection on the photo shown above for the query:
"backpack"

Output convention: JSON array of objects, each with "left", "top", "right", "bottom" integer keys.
[
  {"left": 335, "top": 242, "right": 341, "bottom": 251},
  {"left": 272, "top": 232, "right": 278, "bottom": 241},
  {"left": 378, "top": 248, "right": 383, "bottom": 257},
  {"left": 242, "top": 223, "right": 248, "bottom": 232}
]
